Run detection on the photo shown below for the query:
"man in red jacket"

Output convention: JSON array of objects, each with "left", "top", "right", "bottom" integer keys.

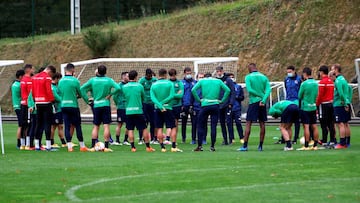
[
  {"left": 316, "top": 65, "right": 336, "bottom": 146},
  {"left": 32, "top": 65, "right": 57, "bottom": 151},
  {"left": 19, "top": 64, "right": 34, "bottom": 150}
]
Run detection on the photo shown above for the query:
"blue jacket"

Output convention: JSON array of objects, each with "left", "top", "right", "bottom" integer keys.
[
  {"left": 182, "top": 78, "right": 196, "bottom": 106},
  {"left": 232, "top": 82, "right": 244, "bottom": 112},
  {"left": 219, "top": 75, "right": 235, "bottom": 109},
  {"left": 284, "top": 74, "right": 301, "bottom": 101}
]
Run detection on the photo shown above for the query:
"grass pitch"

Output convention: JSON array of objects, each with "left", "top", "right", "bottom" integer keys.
[{"left": 0, "top": 123, "right": 359, "bottom": 203}]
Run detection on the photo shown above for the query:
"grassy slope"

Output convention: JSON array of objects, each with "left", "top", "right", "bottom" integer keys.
[{"left": 0, "top": 123, "right": 359, "bottom": 202}]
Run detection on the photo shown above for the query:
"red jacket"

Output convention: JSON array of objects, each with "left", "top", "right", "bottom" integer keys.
[
  {"left": 316, "top": 75, "right": 334, "bottom": 106},
  {"left": 20, "top": 75, "right": 32, "bottom": 106},
  {"left": 31, "top": 71, "right": 54, "bottom": 104}
]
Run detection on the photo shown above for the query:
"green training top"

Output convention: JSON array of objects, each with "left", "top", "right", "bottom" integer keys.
[
  {"left": 28, "top": 92, "right": 37, "bottom": 114},
  {"left": 191, "top": 77, "right": 230, "bottom": 107},
  {"left": 269, "top": 100, "right": 298, "bottom": 118},
  {"left": 333, "top": 75, "right": 350, "bottom": 107},
  {"left": 245, "top": 71, "right": 271, "bottom": 104},
  {"left": 51, "top": 83, "right": 62, "bottom": 113},
  {"left": 81, "top": 76, "right": 121, "bottom": 108},
  {"left": 139, "top": 76, "right": 157, "bottom": 104},
  {"left": 348, "top": 84, "right": 353, "bottom": 104},
  {"left": 58, "top": 75, "right": 83, "bottom": 108},
  {"left": 11, "top": 80, "right": 21, "bottom": 110},
  {"left": 113, "top": 82, "right": 127, "bottom": 110},
  {"left": 169, "top": 79, "right": 184, "bottom": 107},
  {"left": 122, "top": 81, "right": 145, "bottom": 115},
  {"left": 298, "top": 78, "right": 318, "bottom": 111},
  {"left": 150, "top": 78, "right": 175, "bottom": 110}
]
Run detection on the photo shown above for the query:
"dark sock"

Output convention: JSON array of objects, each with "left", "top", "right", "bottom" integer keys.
[
  {"left": 172, "top": 142, "right": 176, "bottom": 148},
  {"left": 17, "top": 139, "right": 20, "bottom": 147},
  {"left": 51, "top": 139, "right": 54, "bottom": 145},
  {"left": 130, "top": 142, "right": 135, "bottom": 148},
  {"left": 243, "top": 142, "right": 248, "bottom": 148},
  {"left": 61, "top": 138, "right": 66, "bottom": 144},
  {"left": 346, "top": 137, "right": 350, "bottom": 145},
  {"left": 313, "top": 140, "right": 318, "bottom": 147},
  {"left": 116, "top": 135, "right": 120, "bottom": 143},
  {"left": 259, "top": 141, "right": 263, "bottom": 147},
  {"left": 124, "top": 134, "right": 128, "bottom": 142},
  {"left": 166, "top": 136, "right": 170, "bottom": 141},
  {"left": 145, "top": 143, "right": 150, "bottom": 148},
  {"left": 305, "top": 141, "right": 309, "bottom": 148},
  {"left": 105, "top": 141, "right": 109, "bottom": 148},
  {"left": 340, "top": 138, "right": 346, "bottom": 146},
  {"left": 286, "top": 141, "right": 291, "bottom": 148},
  {"left": 91, "top": 139, "right": 97, "bottom": 148},
  {"left": 160, "top": 143, "right": 165, "bottom": 149}
]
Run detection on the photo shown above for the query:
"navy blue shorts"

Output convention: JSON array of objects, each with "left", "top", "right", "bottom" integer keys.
[
  {"left": 154, "top": 109, "right": 176, "bottom": 129},
  {"left": 334, "top": 106, "right": 349, "bottom": 123},
  {"left": 61, "top": 107, "right": 82, "bottom": 126},
  {"left": 93, "top": 106, "right": 112, "bottom": 125},
  {"left": 19, "top": 105, "right": 29, "bottom": 127},
  {"left": 15, "top": 109, "right": 21, "bottom": 127},
  {"left": 300, "top": 110, "right": 317, "bottom": 124},
  {"left": 116, "top": 109, "right": 127, "bottom": 123},
  {"left": 281, "top": 104, "right": 299, "bottom": 123},
  {"left": 246, "top": 101, "right": 267, "bottom": 122},
  {"left": 172, "top": 106, "right": 182, "bottom": 119},
  {"left": 126, "top": 114, "right": 147, "bottom": 131},
  {"left": 52, "top": 112, "right": 63, "bottom": 125}
]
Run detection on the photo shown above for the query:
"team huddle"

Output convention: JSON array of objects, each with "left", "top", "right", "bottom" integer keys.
[{"left": 10, "top": 62, "right": 352, "bottom": 152}]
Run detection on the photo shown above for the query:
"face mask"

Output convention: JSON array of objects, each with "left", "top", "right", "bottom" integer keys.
[
  {"left": 185, "top": 74, "right": 192, "bottom": 79},
  {"left": 231, "top": 78, "right": 236, "bottom": 82},
  {"left": 287, "top": 73, "right": 294, "bottom": 77},
  {"left": 216, "top": 74, "right": 224, "bottom": 78}
]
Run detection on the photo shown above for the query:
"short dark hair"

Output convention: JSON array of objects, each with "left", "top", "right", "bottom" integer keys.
[
  {"left": 204, "top": 73, "right": 212, "bottom": 77},
  {"left": 216, "top": 66, "right": 224, "bottom": 71},
  {"left": 302, "top": 67, "right": 312, "bottom": 76},
  {"left": 47, "top": 65, "right": 56, "bottom": 74},
  {"left": 319, "top": 65, "right": 329, "bottom": 74},
  {"left": 121, "top": 71, "right": 128, "bottom": 77},
  {"left": 23, "top": 64, "right": 32, "bottom": 70},
  {"left": 97, "top": 65, "right": 107, "bottom": 76},
  {"left": 333, "top": 64, "right": 341, "bottom": 72},
  {"left": 287, "top": 65, "right": 295, "bottom": 71},
  {"left": 15, "top": 69, "right": 25, "bottom": 79},
  {"left": 65, "top": 63, "right": 75, "bottom": 71},
  {"left": 158, "top": 68, "right": 167, "bottom": 77},
  {"left": 52, "top": 72, "right": 62, "bottom": 80},
  {"left": 227, "top": 73, "right": 234, "bottom": 77},
  {"left": 37, "top": 67, "right": 45, "bottom": 73},
  {"left": 128, "top": 70, "right": 138, "bottom": 80},
  {"left": 248, "top": 63, "right": 256, "bottom": 68},
  {"left": 168, "top": 69, "right": 177, "bottom": 76},
  {"left": 183, "top": 67, "right": 191, "bottom": 73},
  {"left": 145, "top": 68, "right": 153, "bottom": 76}
]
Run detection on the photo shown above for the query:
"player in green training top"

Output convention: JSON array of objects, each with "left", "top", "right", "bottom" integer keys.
[
  {"left": 58, "top": 63, "right": 89, "bottom": 152},
  {"left": 81, "top": 65, "right": 120, "bottom": 152},
  {"left": 139, "top": 68, "right": 158, "bottom": 144},
  {"left": 239, "top": 63, "right": 271, "bottom": 152},
  {"left": 122, "top": 70, "right": 155, "bottom": 152},
  {"left": 331, "top": 64, "right": 351, "bottom": 149},
  {"left": 150, "top": 68, "right": 183, "bottom": 152},
  {"left": 297, "top": 67, "right": 319, "bottom": 151},
  {"left": 269, "top": 100, "right": 299, "bottom": 151},
  {"left": 11, "top": 69, "right": 25, "bottom": 149},
  {"left": 191, "top": 73, "right": 230, "bottom": 152},
  {"left": 113, "top": 71, "right": 129, "bottom": 146}
]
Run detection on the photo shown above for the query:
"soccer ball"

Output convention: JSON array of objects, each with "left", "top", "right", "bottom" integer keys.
[
  {"left": 299, "top": 137, "right": 305, "bottom": 145},
  {"left": 94, "top": 142, "right": 105, "bottom": 151}
]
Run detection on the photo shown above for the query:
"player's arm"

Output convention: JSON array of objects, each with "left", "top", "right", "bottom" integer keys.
[
  {"left": 161, "top": 84, "right": 175, "bottom": 105},
  {"left": 245, "top": 76, "right": 262, "bottom": 98},
  {"left": 220, "top": 81, "right": 230, "bottom": 103},
  {"left": 51, "top": 85, "right": 61, "bottom": 103},
  {"left": 110, "top": 80, "right": 121, "bottom": 96},
  {"left": 316, "top": 81, "right": 325, "bottom": 106},
  {"left": 150, "top": 86, "right": 164, "bottom": 110},
  {"left": 261, "top": 78, "right": 271, "bottom": 104},
  {"left": 174, "top": 81, "right": 184, "bottom": 99},
  {"left": 298, "top": 83, "right": 304, "bottom": 100},
  {"left": 191, "top": 82, "right": 201, "bottom": 102},
  {"left": 46, "top": 77, "right": 55, "bottom": 102},
  {"left": 80, "top": 80, "right": 92, "bottom": 103}
]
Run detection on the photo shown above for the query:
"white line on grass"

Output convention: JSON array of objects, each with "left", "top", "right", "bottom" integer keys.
[{"left": 65, "top": 164, "right": 355, "bottom": 202}]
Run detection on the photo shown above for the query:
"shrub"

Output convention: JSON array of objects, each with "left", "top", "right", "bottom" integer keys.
[{"left": 82, "top": 27, "right": 117, "bottom": 58}]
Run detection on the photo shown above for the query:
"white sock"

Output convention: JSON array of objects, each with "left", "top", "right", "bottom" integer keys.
[
  {"left": 67, "top": 142, "right": 72, "bottom": 150},
  {"left": 46, "top": 140, "right": 51, "bottom": 150},
  {"left": 35, "top": 139, "right": 40, "bottom": 149},
  {"left": 26, "top": 136, "right": 30, "bottom": 147},
  {"left": 20, "top": 138, "right": 25, "bottom": 146},
  {"left": 79, "top": 141, "right": 85, "bottom": 148}
]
